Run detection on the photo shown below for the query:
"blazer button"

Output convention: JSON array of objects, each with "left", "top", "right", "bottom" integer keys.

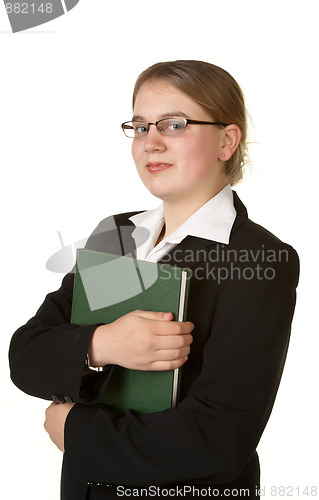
[{"left": 51, "top": 395, "right": 60, "bottom": 402}]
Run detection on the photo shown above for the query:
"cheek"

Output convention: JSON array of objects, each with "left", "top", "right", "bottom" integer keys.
[
  {"left": 131, "top": 141, "right": 143, "bottom": 168},
  {"left": 178, "top": 138, "right": 215, "bottom": 175},
  {"left": 131, "top": 141, "right": 138, "bottom": 161},
  {"left": 193, "top": 136, "right": 219, "bottom": 170}
]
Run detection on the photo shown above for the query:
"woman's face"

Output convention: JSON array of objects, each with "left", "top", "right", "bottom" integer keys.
[{"left": 131, "top": 79, "right": 227, "bottom": 205}]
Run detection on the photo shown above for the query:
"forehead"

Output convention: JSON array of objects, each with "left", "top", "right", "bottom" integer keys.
[{"left": 133, "top": 80, "right": 210, "bottom": 120}]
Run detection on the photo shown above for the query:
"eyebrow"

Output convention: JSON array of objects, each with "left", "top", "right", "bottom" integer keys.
[{"left": 132, "top": 111, "right": 190, "bottom": 122}]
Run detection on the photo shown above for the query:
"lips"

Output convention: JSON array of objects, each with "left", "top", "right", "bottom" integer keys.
[{"left": 146, "top": 162, "right": 172, "bottom": 173}]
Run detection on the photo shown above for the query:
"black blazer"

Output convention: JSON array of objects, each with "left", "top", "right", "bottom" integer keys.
[{"left": 9, "top": 192, "right": 299, "bottom": 500}]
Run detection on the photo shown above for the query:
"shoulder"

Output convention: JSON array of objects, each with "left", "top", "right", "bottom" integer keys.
[
  {"left": 230, "top": 218, "right": 299, "bottom": 290},
  {"left": 230, "top": 192, "right": 299, "bottom": 289}
]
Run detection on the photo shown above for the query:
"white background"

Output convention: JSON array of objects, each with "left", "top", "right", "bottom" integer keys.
[{"left": 1, "top": 1, "right": 318, "bottom": 498}]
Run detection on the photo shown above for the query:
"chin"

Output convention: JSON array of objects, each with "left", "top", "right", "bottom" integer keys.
[
  {"left": 144, "top": 183, "right": 173, "bottom": 200},
  {"left": 149, "top": 190, "right": 170, "bottom": 200}
]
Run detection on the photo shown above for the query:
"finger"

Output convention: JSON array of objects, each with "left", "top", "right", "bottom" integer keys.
[
  {"left": 151, "top": 320, "right": 195, "bottom": 336},
  {"left": 147, "top": 356, "right": 189, "bottom": 371},
  {"left": 149, "top": 346, "right": 191, "bottom": 361},
  {"left": 129, "top": 310, "right": 173, "bottom": 321},
  {"left": 153, "top": 334, "right": 193, "bottom": 350}
]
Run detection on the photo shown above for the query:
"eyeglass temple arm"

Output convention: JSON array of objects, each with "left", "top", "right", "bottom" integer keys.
[
  {"left": 186, "top": 119, "right": 229, "bottom": 126},
  {"left": 122, "top": 123, "right": 134, "bottom": 129}
]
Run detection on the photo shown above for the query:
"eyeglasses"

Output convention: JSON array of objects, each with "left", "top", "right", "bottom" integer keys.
[{"left": 121, "top": 117, "right": 229, "bottom": 138}]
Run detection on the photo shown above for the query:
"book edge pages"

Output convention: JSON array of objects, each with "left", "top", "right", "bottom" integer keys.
[
  {"left": 70, "top": 250, "right": 81, "bottom": 323},
  {"left": 171, "top": 269, "right": 188, "bottom": 407}
]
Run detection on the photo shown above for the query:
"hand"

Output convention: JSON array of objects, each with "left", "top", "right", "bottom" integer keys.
[
  {"left": 44, "top": 402, "right": 75, "bottom": 452},
  {"left": 88, "top": 310, "right": 194, "bottom": 371}
]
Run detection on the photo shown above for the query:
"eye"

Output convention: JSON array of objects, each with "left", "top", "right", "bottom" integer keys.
[
  {"left": 162, "top": 118, "right": 186, "bottom": 134},
  {"left": 167, "top": 123, "right": 183, "bottom": 130},
  {"left": 133, "top": 122, "right": 148, "bottom": 136}
]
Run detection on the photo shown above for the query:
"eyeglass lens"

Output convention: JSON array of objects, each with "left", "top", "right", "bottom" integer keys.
[{"left": 123, "top": 118, "right": 187, "bottom": 138}]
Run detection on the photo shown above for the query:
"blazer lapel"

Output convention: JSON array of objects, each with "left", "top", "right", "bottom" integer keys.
[
  {"left": 157, "top": 235, "right": 218, "bottom": 270},
  {"left": 231, "top": 191, "right": 248, "bottom": 235}
]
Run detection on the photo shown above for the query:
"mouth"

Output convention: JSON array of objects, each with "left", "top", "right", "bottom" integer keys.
[{"left": 146, "top": 162, "right": 173, "bottom": 173}]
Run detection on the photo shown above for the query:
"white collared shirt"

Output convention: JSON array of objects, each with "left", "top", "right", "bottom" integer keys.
[{"left": 128, "top": 184, "right": 236, "bottom": 263}]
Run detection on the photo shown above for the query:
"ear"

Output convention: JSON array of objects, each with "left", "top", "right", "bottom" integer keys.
[{"left": 219, "top": 125, "right": 241, "bottom": 161}]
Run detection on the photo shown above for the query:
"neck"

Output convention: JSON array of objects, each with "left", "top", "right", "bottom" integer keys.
[{"left": 160, "top": 182, "right": 227, "bottom": 240}]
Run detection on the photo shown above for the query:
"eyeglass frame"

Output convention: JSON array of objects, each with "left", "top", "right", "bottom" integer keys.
[{"left": 121, "top": 117, "right": 230, "bottom": 138}]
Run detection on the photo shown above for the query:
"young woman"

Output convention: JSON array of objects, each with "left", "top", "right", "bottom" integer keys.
[{"left": 9, "top": 60, "right": 299, "bottom": 500}]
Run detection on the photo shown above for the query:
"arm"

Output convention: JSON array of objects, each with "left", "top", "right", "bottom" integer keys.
[
  {"left": 9, "top": 272, "right": 109, "bottom": 403},
  {"left": 62, "top": 244, "right": 299, "bottom": 487},
  {"left": 9, "top": 275, "right": 193, "bottom": 403}
]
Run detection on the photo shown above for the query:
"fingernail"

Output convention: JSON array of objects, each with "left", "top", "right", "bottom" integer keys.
[{"left": 163, "top": 312, "right": 172, "bottom": 319}]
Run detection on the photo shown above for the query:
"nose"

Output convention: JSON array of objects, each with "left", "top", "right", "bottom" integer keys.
[{"left": 143, "top": 124, "right": 167, "bottom": 153}]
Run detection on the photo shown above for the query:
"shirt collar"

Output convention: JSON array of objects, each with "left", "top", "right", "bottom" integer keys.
[{"left": 128, "top": 184, "right": 236, "bottom": 248}]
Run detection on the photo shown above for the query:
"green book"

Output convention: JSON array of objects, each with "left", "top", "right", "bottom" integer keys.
[{"left": 71, "top": 249, "right": 191, "bottom": 414}]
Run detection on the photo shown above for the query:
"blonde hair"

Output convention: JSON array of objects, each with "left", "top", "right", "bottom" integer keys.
[{"left": 132, "top": 60, "right": 248, "bottom": 186}]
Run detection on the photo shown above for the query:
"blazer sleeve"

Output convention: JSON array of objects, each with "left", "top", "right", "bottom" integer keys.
[
  {"left": 62, "top": 243, "right": 299, "bottom": 487},
  {"left": 8, "top": 270, "right": 114, "bottom": 403}
]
